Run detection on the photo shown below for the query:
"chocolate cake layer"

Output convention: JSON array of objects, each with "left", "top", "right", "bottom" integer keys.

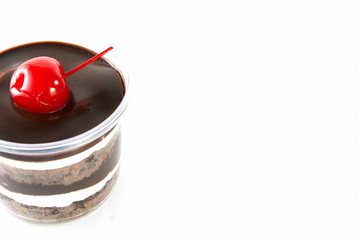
[
  {"left": 0, "top": 41, "right": 125, "bottom": 145},
  {"left": 0, "top": 139, "right": 119, "bottom": 195},
  {"left": 0, "top": 126, "right": 121, "bottom": 195},
  {"left": 0, "top": 169, "right": 119, "bottom": 221}
]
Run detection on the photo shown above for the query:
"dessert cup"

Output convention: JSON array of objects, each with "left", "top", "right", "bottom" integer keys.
[{"left": 0, "top": 42, "right": 129, "bottom": 222}]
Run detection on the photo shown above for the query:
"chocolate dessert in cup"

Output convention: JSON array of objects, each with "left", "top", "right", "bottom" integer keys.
[{"left": 0, "top": 41, "right": 129, "bottom": 222}]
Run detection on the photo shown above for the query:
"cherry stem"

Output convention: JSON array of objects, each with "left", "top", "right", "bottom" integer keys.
[{"left": 63, "top": 46, "right": 114, "bottom": 78}]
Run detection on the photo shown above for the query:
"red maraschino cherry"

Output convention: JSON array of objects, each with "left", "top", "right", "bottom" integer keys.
[{"left": 9, "top": 46, "right": 113, "bottom": 113}]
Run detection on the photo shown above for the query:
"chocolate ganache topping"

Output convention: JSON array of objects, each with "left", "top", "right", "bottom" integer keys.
[{"left": 0, "top": 42, "right": 125, "bottom": 144}]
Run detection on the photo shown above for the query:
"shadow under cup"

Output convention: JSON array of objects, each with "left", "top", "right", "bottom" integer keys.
[{"left": 0, "top": 47, "right": 129, "bottom": 222}]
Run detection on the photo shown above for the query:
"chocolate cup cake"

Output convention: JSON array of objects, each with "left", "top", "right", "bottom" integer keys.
[{"left": 0, "top": 42, "right": 128, "bottom": 222}]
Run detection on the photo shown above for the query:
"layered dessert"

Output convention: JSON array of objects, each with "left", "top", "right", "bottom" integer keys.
[{"left": 0, "top": 42, "right": 127, "bottom": 222}]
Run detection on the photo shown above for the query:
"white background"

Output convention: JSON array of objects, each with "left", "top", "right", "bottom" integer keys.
[{"left": 1, "top": 0, "right": 359, "bottom": 239}]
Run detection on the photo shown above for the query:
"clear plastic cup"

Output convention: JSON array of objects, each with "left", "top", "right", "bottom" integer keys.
[{"left": 0, "top": 42, "right": 129, "bottom": 222}]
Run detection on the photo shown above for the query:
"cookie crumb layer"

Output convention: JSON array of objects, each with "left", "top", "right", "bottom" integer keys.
[{"left": 0, "top": 169, "right": 119, "bottom": 222}]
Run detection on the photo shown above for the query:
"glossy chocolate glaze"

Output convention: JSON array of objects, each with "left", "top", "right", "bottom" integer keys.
[{"left": 0, "top": 42, "right": 125, "bottom": 144}]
